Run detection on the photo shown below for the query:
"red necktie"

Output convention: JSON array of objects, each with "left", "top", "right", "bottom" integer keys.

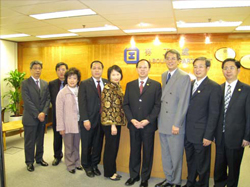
[
  {"left": 140, "top": 81, "right": 144, "bottom": 94},
  {"left": 97, "top": 81, "right": 102, "bottom": 113}
]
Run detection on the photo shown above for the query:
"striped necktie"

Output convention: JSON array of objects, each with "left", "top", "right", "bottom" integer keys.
[
  {"left": 223, "top": 84, "right": 231, "bottom": 132},
  {"left": 192, "top": 82, "right": 198, "bottom": 95}
]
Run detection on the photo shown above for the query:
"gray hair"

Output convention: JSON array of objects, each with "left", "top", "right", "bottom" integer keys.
[{"left": 30, "top": 60, "right": 43, "bottom": 69}]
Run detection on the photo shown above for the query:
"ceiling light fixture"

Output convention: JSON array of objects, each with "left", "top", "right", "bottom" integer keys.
[
  {"left": 124, "top": 28, "right": 176, "bottom": 33},
  {"left": 177, "top": 20, "right": 242, "bottom": 28},
  {"left": 173, "top": 1, "right": 250, "bottom": 9},
  {"left": 205, "top": 36, "right": 211, "bottom": 44},
  {"left": 130, "top": 37, "right": 136, "bottom": 48},
  {"left": 69, "top": 26, "right": 119, "bottom": 32},
  {"left": 0, "top": 33, "right": 30, "bottom": 39},
  {"left": 179, "top": 36, "right": 185, "bottom": 48},
  {"left": 153, "top": 36, "right": 161, "bottom": 46},
  {"left": 235, "top": 26, "right": 250, "bottom": 31},
  {"left": 36, "top": 33, "right": 78, "bottom": 38},
  {"left": 30, "top": 9, "right": 96, "bottom": 20}
]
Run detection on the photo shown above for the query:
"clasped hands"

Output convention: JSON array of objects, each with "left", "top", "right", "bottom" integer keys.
[
  {"left": 131, "top": 119, "right": 149, "bottom": 129},
  {"left": 38, "top": 112, "right": 45, "bottom": 122}
]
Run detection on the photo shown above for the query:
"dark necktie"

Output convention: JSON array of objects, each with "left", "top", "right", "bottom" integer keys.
[
  {"left": 97, "top": 81, "right": 101, "bottom": 98},
  {"left": 140, "top": 81, "right": 144, "bottom": 94},
  {"left": 97, "top": 80, "right": 102, "bottom": 113},
  {"left": 36, "top": 80, "right": 40, "bottom": 89},
  {"left": 166, "top": 73, "right": 171, "bottom": 84}
]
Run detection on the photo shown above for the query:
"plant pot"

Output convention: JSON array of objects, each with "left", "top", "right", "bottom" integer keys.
[{"left": 9, "top": 115, "right": 22, "bottom": 122}]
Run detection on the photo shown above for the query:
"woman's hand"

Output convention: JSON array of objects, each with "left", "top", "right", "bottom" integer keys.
[{"left": 111, "top": 125, "right": 117, "bottom": 135}]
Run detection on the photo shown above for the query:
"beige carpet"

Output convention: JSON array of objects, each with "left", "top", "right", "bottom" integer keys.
[{"left": 3, "top": 127, "right": 250, "bottom": 187}]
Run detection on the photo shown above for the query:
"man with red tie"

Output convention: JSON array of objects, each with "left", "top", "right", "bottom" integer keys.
[{"left": 123, "top": 59, "right": 162, "bottom": 187}]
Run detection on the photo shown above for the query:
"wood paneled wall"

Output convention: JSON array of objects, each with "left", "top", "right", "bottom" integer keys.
[{"left": 18, "top": 33, "right": 250, "bottom": 179}]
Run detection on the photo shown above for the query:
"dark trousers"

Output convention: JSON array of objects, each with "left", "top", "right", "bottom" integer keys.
[
  {"left": 52, "top": 121, "right": 63, "bottom": 159},
  {"left": 214, "top": 135, "right": 244, "bottom": 187},
  {"left": 184, "top": 138, "right": 211, "bottom": 187},
  {"left": 102, "top": 125, "right": 121, "bottom": 177},
  {"left": 79, "top": 120, "right": 104, "bottom": 170},
  {"left": 24, "top": 122, "right": 45, "bottom": 164},
  {"left": 129, "top": 129, "right": 155, "bottom": 181}
]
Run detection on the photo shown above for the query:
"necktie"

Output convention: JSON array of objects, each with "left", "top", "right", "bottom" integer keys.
[
  {"left": 97, "top": 80, "right": 101, "bottom": 113},
  {"left": 60, "top": 81, "right": 64, "bottom": 90},
  {"left": 36, "top": 80, "right": 40, "bottom": 89},
  {"left": 166, "top": 73, "right": 171, "bottom": 84},
  {"left": 140, "top": 81, "right": 144, "bottom": 94},
  {"left": 223, "top": 84, "right": 231, "bottom": 132},
  {"left": 97, "top": 80, "right": 101, "bottom": 98},
  {"left": 192, "top": 82, "right": 199, "bottom": 95}
]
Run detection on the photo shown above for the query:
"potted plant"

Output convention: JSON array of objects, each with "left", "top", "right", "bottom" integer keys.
[{"left": 3, "top": 69, "right": 26, "bottom": 121}]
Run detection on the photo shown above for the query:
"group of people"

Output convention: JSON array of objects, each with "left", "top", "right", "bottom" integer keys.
[{"left": 21, "top": 49, "right": 250, "bottom": 187}]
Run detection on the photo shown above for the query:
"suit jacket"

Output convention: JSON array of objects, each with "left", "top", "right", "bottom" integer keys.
[
  {"left": 158, "top": 68, "right": 191, "bottom": 135},
  {"left": 215, "top": 80, "right": 250, "bottom": 149},
  {"left": 22, "top": 77, "right": 50, "bottom": 126},
  {"left": 123, "top": 78, "right": 162, "bottom": 133},
  {"left": 78, "top": 77, "right": 108, "bottom": 128},
  {"left": 56, "top": 85, "right": 79, "bottom": 134},
  {"left": 49, "top": 79, "right": 65, "bottom": 125},
  {"left": 186, "top": 77, "right": 222, "bottom": 144}
]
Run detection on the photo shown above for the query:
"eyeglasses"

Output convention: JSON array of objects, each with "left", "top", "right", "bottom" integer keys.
[
  {"left": 32, "top": 67, "right": 42, "bottom": 70},
  {"left": 223, "top": 66, "right": 236, "bottom": 71},
  {"left": 166, "top": 57, "right": 178, "bottom": 61}
]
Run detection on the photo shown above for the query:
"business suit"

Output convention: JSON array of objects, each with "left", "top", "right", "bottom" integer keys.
[
  {"left": 49, "top": 78, "right": 65, "bottom": 160},
  {"left": 22, "top": 77, "right": 50, "bottom": 164},
  {"left": 214, "top": 81, "right": 250, "bottom": 187},
  {"left": 185, "top": 77, "right": 221, "bottom": 187},
  {"left": 158, "top": 68, "right": 191, "bottom": 185},
  {"left": 123, "top": 78, "right": 161, "bottom": 181},
  {"left": 78, "top": 77, "right": 108, "bottom": 170}
]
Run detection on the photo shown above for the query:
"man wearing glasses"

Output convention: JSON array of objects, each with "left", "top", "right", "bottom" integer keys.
[
  {"left": 214, "top": 58, "right": 250, "bottom": 187},
  {"left": 156, "top": 49, "right": 191, "bottom": 187}
]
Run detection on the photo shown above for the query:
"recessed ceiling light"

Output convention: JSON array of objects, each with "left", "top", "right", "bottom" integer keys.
[
  {"left": 36, "top": 33, "right": 78, "bottom": 38},
  {"left": 124, "top": 28, "right": 176, "bottom": 33},
  {"left": 177, "top": 20, "right": 242, "bottom": 28},
  {"left": 30, "top": 9, "right": 96, "bottom": 20},
  {"left": 173, "top": 1, "right": 250, "bottom": 9},
  {"left": 0, "top": 33, "right": 30, "bottom": 38},
  {"left": 236, "top": 26, "right": 250, "bottom": 31},
  {"left": 138, "top": 22, "right": 150, "bottom": 27},
  {"left": 69, "top": 26, "right": 119, "bottom": 32}
]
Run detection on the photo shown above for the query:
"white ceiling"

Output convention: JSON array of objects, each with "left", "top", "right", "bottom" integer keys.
[{"left": 1, "top": 0, "right": 250, "bottom": 42}]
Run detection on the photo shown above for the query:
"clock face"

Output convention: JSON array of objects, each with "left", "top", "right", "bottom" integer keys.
[
  {"left": 240, "top": 55, "right": 250, "bottom": 69},
  {"left": 215, "top": 47, "right": 236, "bottom": 62}
]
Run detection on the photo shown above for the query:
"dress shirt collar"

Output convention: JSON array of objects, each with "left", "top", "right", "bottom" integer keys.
[
  {"left": 194, "top": 76, "right": 207, "bottom": 87},
  {"left": 168, "top": 68, "right": 177, "bottom": 77},
  {"left": 138, "top": 77, "right": 148, "bottom": 87},
  {"left": 225, "top": 79, "right": 238, "bottom": 96},
  {"left": 92, "top": 77, "right": 104, "bottom": 91}
]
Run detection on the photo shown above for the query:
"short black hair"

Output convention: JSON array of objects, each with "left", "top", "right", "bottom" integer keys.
[
  {"left": 30, "top": 60, "right": 43, "bottom": 69},
  {"left": 193, "top": 57, "right": 211, "bottom": 67},
  {"left": 90, "top": 60, "right": 104, "bottom": 69},
  {"left": 222, "top": 58, "right": 241, "bottom": 69},
  {"left": 64, "top": 67, "right": 81, "bottom": 86},
  {"left": 164, "top": 49, "right": 181, "bottom": 60},
  {"left": 55, "top": 62, "right": 68, "bottom": 71},
  {"left": 136, "top": 59, "right": 151, "bottom": 68},
  {"left": 107, "top": 65, "right": 123, "bottom": 81}
]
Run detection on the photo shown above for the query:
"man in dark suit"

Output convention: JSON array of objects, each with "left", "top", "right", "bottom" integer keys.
[
  {"left": 21, "top": 60, "right": 50, "bottom": 172},
  {"left": 78, "top": 60, "right": 108, "bottom": 178},
  {"left": 49, "top": 62, "right": 68, "bottom": 166},
  {"left": 214, "top": 58, "right": 250, "bottom": 187},
  {"left": 123, "top": 59, "right": 162, "bottom": 187},
  {"left": 183, "top": 57, "right": 222, "bottom": 187}
]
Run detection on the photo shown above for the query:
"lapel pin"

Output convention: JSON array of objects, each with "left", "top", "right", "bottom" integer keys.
[
  {"left": 238, "top": 88, "right": 241, "bottom": 91},
  {"left": 198, "top": 90, "right": 201, "bottom": 93},
  {"left": 147, "top": 84, "right": 149, "bottom": 86}
]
